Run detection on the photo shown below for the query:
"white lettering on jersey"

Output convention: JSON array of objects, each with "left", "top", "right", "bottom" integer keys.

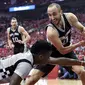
[{"left": 60, "top": 30, "right": 71, "bottom": 45}]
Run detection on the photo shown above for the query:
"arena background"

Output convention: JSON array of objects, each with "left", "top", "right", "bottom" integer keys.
[{"left": 0, "top": 0, "right": 85, "bottom": 85}]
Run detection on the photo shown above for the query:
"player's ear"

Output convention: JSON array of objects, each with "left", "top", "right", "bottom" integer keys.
[{"left": 39, "top": 55, "right": 44, "bottom": 60}]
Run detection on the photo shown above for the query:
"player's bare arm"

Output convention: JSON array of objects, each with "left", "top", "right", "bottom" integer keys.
[
  {"left": 48, "top": 57, "right": 85, "bottom": 66},
  {"left": 7, "top": 28, "right": 14, "bottom": 48},
  {"left": 20, "top": 26, "right": 31, "bottom": 44},
  {"left": 66, "top": 13, "right": 85, "bottom": 32},
  {"left": 9, "top": 73, "right": 22, "bottom": 85},
  {"left": 47, "top": 26, "right": 85, "bottom": 54}
]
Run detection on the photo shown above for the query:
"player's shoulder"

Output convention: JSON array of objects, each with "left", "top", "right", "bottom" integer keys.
[
  {"left": 64, "top": 12, "right": 76, "bottom": 19},
  {"left": 7, "top": 27, "right": 11, "bottom": 33},
  {"left": 18, "top": 25, "right": 25, "bottom": 32},
  {"left": 64, "top": 12, "right": 75, "bottom": 16},
  {"left": 20, "top": 51, "right": 33, "bottom": 59},
  {"left": 23, "top": 51, "right": 34, "bottom": 64},
  {"left": 46, "top": 25, "right": 55, "bottom": 35},
  {"left": 24, "top": 51, "right": 32, "bottom": 57},
  {"left": 11, "top": 52, "right": 31, "bottom": 61},
  {"left": 18, "top": 25, "right": 25, "bottom": 30},
  {"left": 64, "top": 12, "right": 77, "bottom": 25}
]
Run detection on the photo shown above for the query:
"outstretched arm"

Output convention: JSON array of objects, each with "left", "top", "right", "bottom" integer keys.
[
  {"left": 48, "top": 57, "right": 85, "bottom": 66},
  {"left": 9, "top": 73, "right": 22, "bottom": 85}
]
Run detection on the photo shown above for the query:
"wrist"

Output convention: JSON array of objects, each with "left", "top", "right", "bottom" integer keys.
[
  {"left": 22, "top": 41, "right": 24, "bottom": 44},
  {"left": 76, "top": 42, "right": 81, "bottom": 47},
  {"left": 73, "top": 42, "right": 81, "bottom": 48}
]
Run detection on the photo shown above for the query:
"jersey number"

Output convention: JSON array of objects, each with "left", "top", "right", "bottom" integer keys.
[
  {"left": 12, "top": 37, "right": 19, "bottom": 42},
  {"left": 62, "top": 36, "right": 68, "bottom": 45}
]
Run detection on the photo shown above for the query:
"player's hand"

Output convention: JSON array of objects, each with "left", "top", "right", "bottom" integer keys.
[
  {"left": 16, "top": 40, "right": 24, "bottom": 44},
  {"left": 79, "top": 40, "right": 85, "bottom": 46},
  {"left": 8, "top": 44, "right": 14, "bottom": 49}
]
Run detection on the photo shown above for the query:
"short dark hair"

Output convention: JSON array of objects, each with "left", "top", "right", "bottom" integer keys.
[
  {"left": 31, "top": 40, "right": 52, "bottom": 54},
  {"left": 48, "top": 3, "right": 61, "bottom": 11},
  {"left": 11, "top": 17, "right": 17, "bottom": 21}
]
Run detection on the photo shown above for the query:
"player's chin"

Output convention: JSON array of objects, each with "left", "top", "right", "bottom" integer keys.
[
  {"left": 53, "top": 20, "right": 58, "bottom": 24},
  {"left": 42, "top": 61, "right": 48, "bottom": 65},
  {"left": 38, "top": 61, "right": 48, "bottom": 65}
]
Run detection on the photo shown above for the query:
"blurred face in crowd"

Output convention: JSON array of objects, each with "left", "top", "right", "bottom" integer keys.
[
  {"left": 11, "top": 19, "right": 18, "bottom": 28},
  {"left": 47, "top": 5, "right": 62, "bottom": 25}
]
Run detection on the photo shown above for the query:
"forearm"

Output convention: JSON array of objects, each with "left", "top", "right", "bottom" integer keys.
[
  {"left": 25, "top": 76, "right": 40, "bottom": 85},
  {"left": 8, "top": 40, "right": 13, "bottom": 46},
  {"left": 61, "top": 42, "right": 81, "bottom": 54},
  {"left": 49, "top": 57, "right": 85, "bottom": 66},
  {"left": 22, "top": 35, "right": 31, "bottom": 43},
  {"left": 9, "top": 73, "right": 22, "bottom": 85}
]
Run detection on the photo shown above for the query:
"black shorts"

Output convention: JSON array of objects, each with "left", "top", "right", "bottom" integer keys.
[
  {"left": 35, "top": 51, "right": 78, "bottom": 77},
  {"left": 14, "top": 45, "right": 24, "bottom": 54}
]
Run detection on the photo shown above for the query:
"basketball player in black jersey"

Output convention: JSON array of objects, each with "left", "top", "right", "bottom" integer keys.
[
  {"left": 25, "top": 3, "right": 85, "bottom": 85},
  {"left": 7, "top": 17, "right": 31, "bottom": 54}
]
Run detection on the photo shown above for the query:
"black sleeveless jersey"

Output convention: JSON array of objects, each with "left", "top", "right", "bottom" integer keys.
[
  {"left": 46, "top": 14, "right": 71, "bottom": 57},
  {"left": 9, "top": 26, "right": 24, "bottom": 47}
]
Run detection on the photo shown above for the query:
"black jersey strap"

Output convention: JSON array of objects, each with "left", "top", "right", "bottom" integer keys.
[{"left": 63, "top": 14, "right": 71, "bottom": 28}]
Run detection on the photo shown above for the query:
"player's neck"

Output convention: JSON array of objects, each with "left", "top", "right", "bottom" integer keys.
[
  {"left": 11, "top": 25, "right": 18, "bottom": 29},
  {"left": 55, "top": 15, "right": 65, "bottom": 30},
  {"left": 57, "top": 16, "right": 63, "bottom": 28},
  {"left": 11, "top": 26, "right": 16, "bottom": 29}
]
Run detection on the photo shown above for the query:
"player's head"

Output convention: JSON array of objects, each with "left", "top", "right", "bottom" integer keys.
[
  {"left": 47, "top": 3, "right": 62, "bottom": 25},
  {"left": 11, "top": 17, "right": 18, "bottom": 28},
  {"left": 30, "top": 40, "right": 52, "bottom": 64}
]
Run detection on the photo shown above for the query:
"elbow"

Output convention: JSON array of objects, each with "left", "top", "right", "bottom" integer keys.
[
  {"left": 59, "top": 51, "right": 66, "bottom": 55},
  {"left": 27, "top": 35, "right": 31, "bottom": 42},
  {"left": 28, "top": 36, "right": 31, "bottom": 41},
  {"left": 55, "top": 46, "right": 68, "bottom": 55},
  {"left": 59, "top": 49, "right": 68, "bottom": 55}
]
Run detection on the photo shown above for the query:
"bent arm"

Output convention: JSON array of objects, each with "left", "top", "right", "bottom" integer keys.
[
  {"left": 47, "top": 27, "right": 83, "bottom": 54},
  {"left": 48, "top": 57, "right": 85, "bottom": 66},
  {"left": 20, "top": 27, "right": 31, "bottom": 43}
]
